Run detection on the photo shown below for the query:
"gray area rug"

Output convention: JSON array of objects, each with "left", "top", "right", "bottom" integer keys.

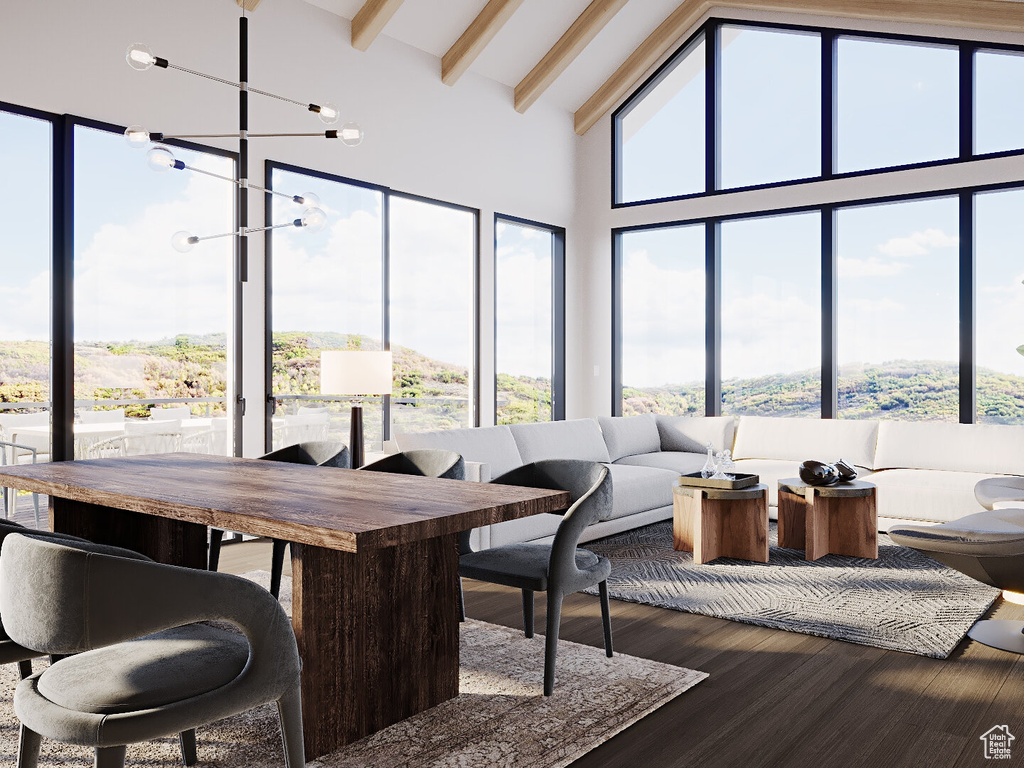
[
  {"left": 0, "top": 571, "right": 706, "bottom": 767},
  {"left": 583, "top": 521, "right": 999, "bottom": 659}
]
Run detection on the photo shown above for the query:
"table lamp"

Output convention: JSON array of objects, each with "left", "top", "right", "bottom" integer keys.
[{"left": 320, "top": 350, "right": 393, "bottom": 467}]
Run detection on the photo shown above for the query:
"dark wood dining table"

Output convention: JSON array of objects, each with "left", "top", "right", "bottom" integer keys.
[{"left": 0, "top": 453, "right": 570, "bottom": 759}]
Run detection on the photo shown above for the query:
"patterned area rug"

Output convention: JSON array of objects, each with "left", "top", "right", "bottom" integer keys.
[
  {"left": 583, "top": 521, "right": 999, "bottom": 659},
  {"left": 0, "top": 572, "right": 706, "bottom": 767}
]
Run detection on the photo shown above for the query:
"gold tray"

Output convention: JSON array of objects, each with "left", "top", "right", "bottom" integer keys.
[{"left": 677, "top": 471, "right": 760, "bottom": 490}]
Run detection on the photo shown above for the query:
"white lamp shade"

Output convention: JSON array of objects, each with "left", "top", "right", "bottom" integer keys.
[{"left": 320, "top": 350, "right": 393, "bottom": 396}]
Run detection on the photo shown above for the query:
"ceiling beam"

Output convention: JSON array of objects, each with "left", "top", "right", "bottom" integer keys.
[
  {"left": 235, "top": 0, "right": 262, "bottom": 10},
  {"left": 351, "top": 0, "right": 406, "bottom": 52},
  {"left": 442, "top": 0, "right": 527, "bottom": 86},
  {"left": 574, "top": 0, "right": 1024, "bottom": 136},
  {"left": 515, "top": 0, "right": 631, "bottom": 114}
]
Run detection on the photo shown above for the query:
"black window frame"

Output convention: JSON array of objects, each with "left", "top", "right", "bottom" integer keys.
[
  {"left": 265, "top": 160, "right": 481, "bottom": 451},
  {"left": 0, "top": 101, "right": 240, "bottom": 460},
  {"left": 612, "top": 18, "right": 1024, "bottom": 209}
]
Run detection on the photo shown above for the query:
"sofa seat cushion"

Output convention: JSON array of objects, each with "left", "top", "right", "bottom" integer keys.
[
  {"left": 603, "top": 464, "right": 679, "bottom": 522},
  {"left": 975, "top": 476, "right": 1024, "bottom": 510},
  {"left": 615, "top": 451, "right": 707, "bottom": 476},
  {"left": 599, "top": 414, "right": 661, "bottom": 461},
  {"left": 732, "top": 416, "right": 879, "bottom": 469},
  {"left": 656, "top": 415, "right": 736, "bottom": 453},
  {"left": 868, "top": 469, "right": 991, "bottom": 524},
  {"left": 35, "top": 624, "right": 248, "bottom": 715},
  {"left": 875, "top": 421, "right": 1024, "bottom": 475},
  {"left": 396, "top": 425, "right": 523, "bottom": 480},
  {"left": 509, "top": 419, "right": 611, "bottom": 464},
  {"left": 732, "top": 459, "right": 875, "bottom": 508}
]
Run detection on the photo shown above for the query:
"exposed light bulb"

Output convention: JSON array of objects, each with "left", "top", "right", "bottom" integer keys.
[
  {"left": 146, "top": 146, "right": 177, "bottom": 172},
  {"left": 300, "top": 207, "right": 327, "bottom": 233},
  {"left": 124, "top": 125, "right": 150, "bottom": 148},
  {"left": 340, "top": 122, "right": 363, "bottom": 147},
  {"left": 126, "top": 43, "right": 156, "bottom": 71},
  {"left": 318, "top": 103, "right": 339, "bottom": 125},
  {"left": 293, "top": 192, "right": 321, "bottom": 208},
  {"left": 171, "top": 231, "right": 199, "bottom": 253}
]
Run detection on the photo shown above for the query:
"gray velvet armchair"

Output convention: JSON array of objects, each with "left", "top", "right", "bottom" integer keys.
[
  {"left": 0, "top": 533, "right": 304, "bottom": 768},
  {"left": 458, "top": 459, "right": 614, "bottom": 696},
  {"left": 208, "top": 439, "right": 350, "bottom": 598}
]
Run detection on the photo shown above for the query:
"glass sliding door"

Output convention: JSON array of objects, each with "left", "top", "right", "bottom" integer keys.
[
  {"left": 494, "top": 217, "right": 561, "bottom": 424},
  {"left": 268, "top": 166, "right": 385, "bottom": 450},
  {"left": 837, "top": 196, "right": 959, "bottom": 421},
  {"left": 73, "top": 124, "right": 234, "bottom": 458},
  {"left": 0, "top": 108, "right": 52, "bottom": 526},
  {"left": 720, "top": 212, "right": 821, "bottom": 417},
  {"left": 620, "top": 224, "right": 706, "bottom": 416},
  {"left": 389, "top": 195, "right": 476, "bottom": 433}
]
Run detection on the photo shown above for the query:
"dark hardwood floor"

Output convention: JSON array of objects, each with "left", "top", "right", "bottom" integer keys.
[{"left": 220, "top": 539, "right": 1024, "bottom": 768}]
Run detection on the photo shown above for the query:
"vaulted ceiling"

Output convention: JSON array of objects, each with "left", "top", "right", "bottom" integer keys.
[{"left": 280, "top": 0, "right": 1024, "bottom": 135}]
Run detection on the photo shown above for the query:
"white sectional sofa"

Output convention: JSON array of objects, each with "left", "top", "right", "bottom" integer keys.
[{"left": 396, "top": 415, "right": 1024, "bottom": 550}]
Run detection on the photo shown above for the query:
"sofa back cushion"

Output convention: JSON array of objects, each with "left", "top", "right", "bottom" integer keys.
[
  {"left": 656, "top": 415, "right": 736, "bottom": 454},
  {"left": 508, "top": 419, "right": 611, "bottom": 464},
  {"left": 874, "top": 421, "right": 1024, "bottom": 475},
  {"left": 598, "top": 414, "right": 661, "bottom": 461},
  {"left": 395, "top": 425, "right": 523, "bottom": 479},
  {"left": 732, "top": 416, "right": 879, "bottom": 468}
]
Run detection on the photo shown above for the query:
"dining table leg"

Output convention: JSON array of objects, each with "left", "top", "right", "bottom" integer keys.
[{"left": 290, "top": 533, "right": 461, "bottom": 760}]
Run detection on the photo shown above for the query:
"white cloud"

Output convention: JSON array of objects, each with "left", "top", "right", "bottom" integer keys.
[
  {"left": 838, "top": 256, "right": 909, "bottom": 279},
  {"left": 877, "top": 228, "right": 958, "bottom": 258}
]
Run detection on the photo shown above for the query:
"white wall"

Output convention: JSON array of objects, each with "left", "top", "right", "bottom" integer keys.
[
  {"left": 568, "top": 6, "right": 1024, "bottom": 420},
  {"left": 2, "top": 0, "right": 578, "bottom": 453}
]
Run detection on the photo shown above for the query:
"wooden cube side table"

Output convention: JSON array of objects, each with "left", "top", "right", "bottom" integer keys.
[
  {"left": 778, "top": 478, "right": 878, "bottom": 561},
  {"left": 673, "top": 481, "right": 769, "bottom": 565}
]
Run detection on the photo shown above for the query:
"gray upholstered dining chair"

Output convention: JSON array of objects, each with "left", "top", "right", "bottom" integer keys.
[
  {"left": 0, "top": 520, "right": 153, "bottom": 680},
  {"left": 208, "top": 439, "right": 350, "bottom": 598},
  {"left": 0, "top": 533, "right": 304, "bottom": 768},
  {"left": 458, "top": 459, "right": 614, "bottom": 696},
  {"left": 359, "top": 449, "right": 465, "bottom": 481}
]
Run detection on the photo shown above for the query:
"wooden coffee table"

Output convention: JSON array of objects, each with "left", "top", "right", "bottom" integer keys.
[
  {"left": 778, "top": 478, "right": 877, "bottom": 561},
  {"left": 672, "top": 481, "right": 769, "bottom": 565}
]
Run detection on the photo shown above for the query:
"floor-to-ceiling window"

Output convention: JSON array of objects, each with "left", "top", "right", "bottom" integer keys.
[
  {"left": 619, "top": 224, "right": 705, "bottom": 415},
  {"left": 268, "top": 165, "right": 385, "bottom": 451},
  {"left": 73, "top": 122, "right": 235, "bottom": 457},
  {"left": 494, "top": 216, "right": 564, "bottom": 424},
  {"left": 612, "top": 18, "right": 1024, "bottom": 423},
  {"left": 721, "top": 212, "right": 821, "bottom": 417},
  {"left": 267, "top": 165, "right": 478, "bottom": 447},
  {"left": 0, "top": 107, "right": 52, "bottom": 525},
  {"left": 389, "top": 194, "right": 476, "bottom": 433},
  {"left": 836, "top": 197, "right": 960, "bottom": 421},
  {"left": 975, "top": 188, "right": 1024, "bottom": 424}
]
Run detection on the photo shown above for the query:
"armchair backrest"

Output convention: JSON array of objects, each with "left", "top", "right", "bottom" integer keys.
[
  {"left": 0, "top": 535, "right": 297, "bottom": 697},
  {"left": 489, "top": 459, "right": 611, "bottom": 583},
  {"left": 261, "top": 440, "right": 350, "bottom": 468},
  {"left": 360, "top": 449, "right": 465, "bottom": 480}
]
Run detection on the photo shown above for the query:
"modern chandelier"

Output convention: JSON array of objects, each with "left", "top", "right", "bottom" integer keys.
[{"left": 122, "top": 5, "right": 360, "bottom": 271}]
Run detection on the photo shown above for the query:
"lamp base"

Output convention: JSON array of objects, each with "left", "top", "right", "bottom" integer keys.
[{"left": 350, "top": 403, "right": 364, "bottom": 468}]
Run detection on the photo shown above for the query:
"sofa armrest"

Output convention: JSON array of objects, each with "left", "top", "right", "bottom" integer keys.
[{"left": 464, "top": 460, "right": 490, "bottom": 483}]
